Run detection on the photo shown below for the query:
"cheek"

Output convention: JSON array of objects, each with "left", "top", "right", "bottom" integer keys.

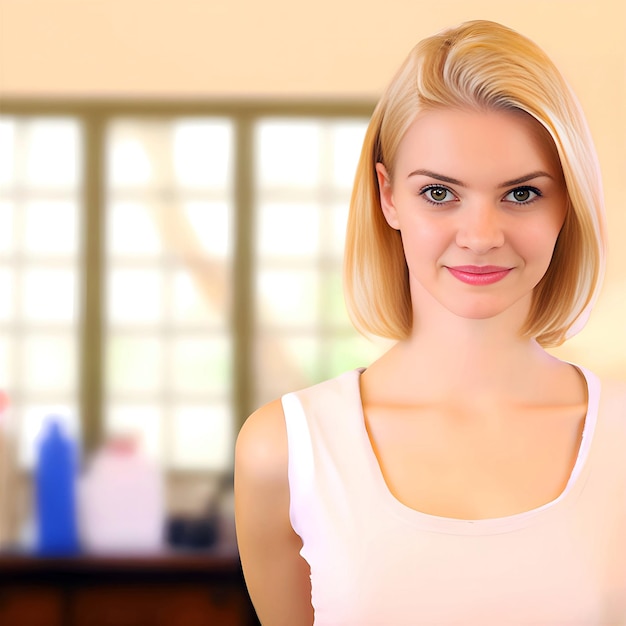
[
  {"left": 519, "top": 220, "right": 563, "bottom": 264},
  {"left": 397, "top": 208, "right": 453, "bottom": 242},
  {"left": 397, "top": 219, "right": 454, "bottom": 277}
]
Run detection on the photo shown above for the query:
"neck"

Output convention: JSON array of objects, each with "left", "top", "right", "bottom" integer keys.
[
  {"left": 407, "top": 327, "right": 545, "bottom": 394},
  {"left": 380, "top": 288, "right": 560, "bottom": 405}
]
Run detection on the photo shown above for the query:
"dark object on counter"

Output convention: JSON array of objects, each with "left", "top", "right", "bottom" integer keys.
[{"left": 167, "top": 515, "right": 218, "bottom": 549}]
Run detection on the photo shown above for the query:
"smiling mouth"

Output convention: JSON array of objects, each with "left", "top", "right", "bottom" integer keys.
[{"left": 446, "top": 265, "right": 513, "bottom": 285}]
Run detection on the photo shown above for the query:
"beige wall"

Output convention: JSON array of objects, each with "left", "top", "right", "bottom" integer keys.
[{"left": 1, "top": 0, "right": 625, "bottom": 377}]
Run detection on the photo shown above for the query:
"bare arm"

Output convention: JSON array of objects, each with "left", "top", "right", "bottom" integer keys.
[{"left": 234, "top": 399, "right": 314, "bottom": 626}]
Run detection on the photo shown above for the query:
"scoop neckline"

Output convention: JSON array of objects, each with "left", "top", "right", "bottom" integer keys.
[{"left": 351, "top": 364, "right": 600, "bottom": 535}]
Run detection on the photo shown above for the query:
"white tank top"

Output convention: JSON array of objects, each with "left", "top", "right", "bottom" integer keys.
[{"left": 282, "top": 367, "right": 626, "bottom": 625}]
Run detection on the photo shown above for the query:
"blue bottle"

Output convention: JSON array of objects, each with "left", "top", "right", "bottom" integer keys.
[{"left": 34, "top": 418, "right": 80, "bottom": 555}]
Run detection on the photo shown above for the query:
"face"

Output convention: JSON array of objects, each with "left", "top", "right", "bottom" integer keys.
[{"left": 376, "top": 107, "right": 568, "bottom": 326}]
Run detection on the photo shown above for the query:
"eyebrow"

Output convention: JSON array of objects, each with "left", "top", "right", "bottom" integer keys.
[{"left": 407, "top": 169, "right": 554, "bottom": 188}]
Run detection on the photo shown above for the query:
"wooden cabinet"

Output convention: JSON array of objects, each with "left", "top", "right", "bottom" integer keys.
[
  {"left": 0, "top": 587, "right": 65, "bottom": 626},
  {"left": 0, "top": 548, "right": 259, "bottom": 626},
  {"left": 70, "top": 586, "right": 249, "bottom": 626}
]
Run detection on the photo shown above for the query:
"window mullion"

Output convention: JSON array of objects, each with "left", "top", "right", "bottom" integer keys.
[
  {"left": 79, "top": 113, "right": 105, "bottom": 454},
  {"left": 232, "top": 115, "right": 256, "bottom": 430}
]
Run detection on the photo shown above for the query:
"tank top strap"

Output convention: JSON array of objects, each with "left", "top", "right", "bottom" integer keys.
[{"left": 281, "top": 369, "right": 371, "bottom": 533}]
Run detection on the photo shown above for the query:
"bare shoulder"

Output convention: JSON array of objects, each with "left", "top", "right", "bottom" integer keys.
[
  {"left": 235, "top": 398, "right": 288, "bottom": 485},
  {"left": 235, "top": 399, "right": 315, "bottom": 625}
]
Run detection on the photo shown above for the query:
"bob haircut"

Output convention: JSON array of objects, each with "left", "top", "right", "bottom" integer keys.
[{"left": 344, "top": 20, "right": 606, "bottom": 348}]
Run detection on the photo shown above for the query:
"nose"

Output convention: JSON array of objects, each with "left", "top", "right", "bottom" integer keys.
[{"left": 455, "top": 202, "right": 505, "bottom": 254}]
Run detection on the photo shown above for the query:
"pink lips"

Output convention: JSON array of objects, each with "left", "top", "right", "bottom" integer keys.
[{"left": 446, "top": 265, "right": 513, "bottom": 286}]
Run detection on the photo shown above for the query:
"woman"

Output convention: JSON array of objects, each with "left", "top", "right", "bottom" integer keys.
[{"left": 235, "top": 20, "right": 626, "bottom": 625}]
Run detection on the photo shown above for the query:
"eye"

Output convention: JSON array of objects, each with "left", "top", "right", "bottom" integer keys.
[
  {"left": 504, "top": 186, "right": 541, "bottom": 204},
  {"left": 420, "top": 185, "right": 456, "bottom": 204}
]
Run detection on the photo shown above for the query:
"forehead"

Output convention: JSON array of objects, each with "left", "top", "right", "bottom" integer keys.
[{"left": 393, "top": 107, "right": 563, "bottom": 182}]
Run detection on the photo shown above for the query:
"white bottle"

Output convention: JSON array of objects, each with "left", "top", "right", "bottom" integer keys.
[{"left": 78, "top": 436, "right": 165, "bottom": 554}]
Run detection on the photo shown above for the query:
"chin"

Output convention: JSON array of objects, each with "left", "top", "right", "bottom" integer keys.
[
  {"left": 451, "top": 308, "right": 506, "bottom": 320},
  {"left": 441, "top": 295, "right": 530, "bottom": 322}
]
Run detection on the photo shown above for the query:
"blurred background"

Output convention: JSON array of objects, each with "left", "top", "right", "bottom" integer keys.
[{"left": 0, "top": 0, "right": 624, "bottom": 541}]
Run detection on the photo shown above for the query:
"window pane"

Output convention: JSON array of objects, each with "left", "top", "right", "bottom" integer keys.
[
  {"left": 257, "top": 202, "right": 320, "bottom": 257},
  {"left": 256, "top": 269, "right": 319, "bottom": 327},
  {"left": 0, "top": 202, "right": 14, "bottom": 254},
  {"left": 171, "top": 270, "right": 226, "bottom": 327},
  {"left": 171, "top": 405, "right": 232, "bottom": 470},
  {"left": 182, "top": 201, "right": 231, "bottom": 257},
  {"left": 107, "top": 123, "right": 157, "bottom": 187},
  {"left": 330, "top": 202, "right": 350, "bottom": 258},
  {"left": 22, "top": 268, "right": 77, "bottom": 322},
  {"left": 256, "top": 120, "right": 321, "bottom": 187},
  {"left": 24, "top": 200, "right": 78, "bottom": 255},
  {"left": 324, "top": 269, "right": 350, "bottom": 324},
  {"left": 22, "top": 334, "right": 77, "bottom": 392},
  {"left": 173, "top": 120, "right": 232, "bottom": 188},
  {"left": 332, "top": 121, "right": 368, "bottom": 187},
  {"left": 0, "top": 334, "right": 12, "bottom": 388},
  {"left": 108, "top": 269, "right": 163, "bottom": 324},
  {"left": 0, "top": 118, "right": 16, "bottom": 187},
  {"left": 170, "top": 337, "right": 231, "bottom": 395},
  {"left": 108, "top": 201, "right": 163, "bottom": 257},
  {"left": 25, "top": 119, "right": 81, "bottom": 187},
  {"left": 0, "top": 268, "right": 14, "bottom": 321},
  {"left": 255, "top": 334, "right": 320, "bottom": 405},
  {"left": 107, "top": 336, "right": 163, "bottom": 394}
]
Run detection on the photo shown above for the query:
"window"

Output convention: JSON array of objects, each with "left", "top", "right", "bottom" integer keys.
[
  {"left": 254, "top": 119, "right": 384, "bottom": 403},
  {"left": 105, "top": 118, "right": 235, "bottom": 471},
  {"left": 0, "top": 102, "right": 389, "bottom": 473},
  {"left": 0, "top": 116, "right": 82, "bottom": 466}
]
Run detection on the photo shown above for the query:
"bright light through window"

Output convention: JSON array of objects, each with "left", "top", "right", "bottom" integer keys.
[
  {"left": 105, "top": 118, "right": 234, "bottom": 470},
  {"left": 0, "top": 116, "right": 82, "bottom": 467},
  {"left": 253, "top": 118, "right": 390, "bottom": 405},
  {"left": 0, "top": 108, "right": 390, "bottom": 474}
]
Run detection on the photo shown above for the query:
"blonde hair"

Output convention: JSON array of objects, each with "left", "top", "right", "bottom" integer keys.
[{"left": 344, "top": 20, "right": 606, "bottom": 347}]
